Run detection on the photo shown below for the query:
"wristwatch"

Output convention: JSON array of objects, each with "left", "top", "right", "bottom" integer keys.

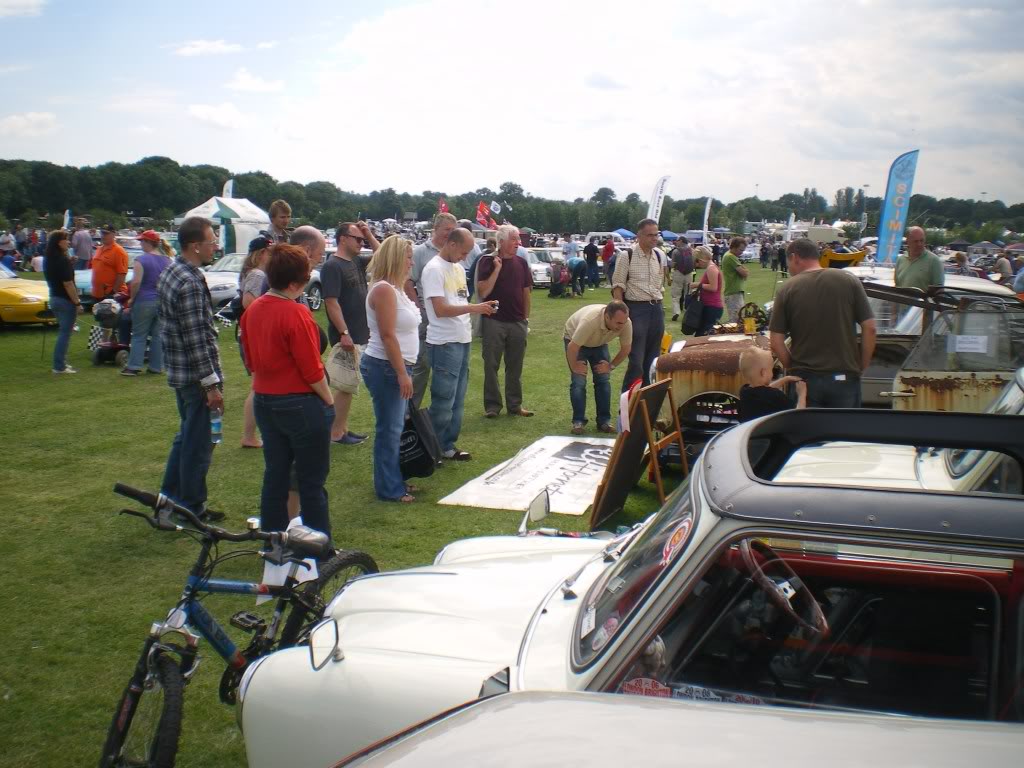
[{"left": 340, "top": 329, "right": 349, "bottom": 336}]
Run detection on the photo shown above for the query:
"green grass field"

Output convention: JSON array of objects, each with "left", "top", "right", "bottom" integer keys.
[{"left": 0, "top": 264, "right": 783, "bottom": 767}]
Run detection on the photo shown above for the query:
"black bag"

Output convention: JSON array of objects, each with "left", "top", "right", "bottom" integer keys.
[
  {"left": 681, "top": 285, "right": 704, "bottom": 335},
  {"left": 399, "top": 403, "right": 442, "bottom": 479}
]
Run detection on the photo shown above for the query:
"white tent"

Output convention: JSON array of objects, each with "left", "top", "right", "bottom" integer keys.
[{"left": 182, "top": 196, "right": 270, "bottom": 254}]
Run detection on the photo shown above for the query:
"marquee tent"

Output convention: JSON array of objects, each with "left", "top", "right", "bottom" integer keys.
[
  {"left": 182, "top": 196, "right": 270, "bottom": 254},
  {"left": 614, "top": 227, "right": 635, "bottom": 238},
  {"left": 661, "top": 230, "right": 679, "bottom": 241}
]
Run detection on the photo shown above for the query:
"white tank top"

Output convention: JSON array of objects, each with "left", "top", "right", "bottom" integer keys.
[{"left": 365, "top": 281, "right": 421, "bottom": 364}]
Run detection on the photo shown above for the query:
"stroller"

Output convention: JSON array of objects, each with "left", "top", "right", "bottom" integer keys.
[{"left": 89, "top": 297, "right": 132, "bottom": 366}]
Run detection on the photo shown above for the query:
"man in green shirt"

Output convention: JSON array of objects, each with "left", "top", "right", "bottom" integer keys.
[
  {"left": 894, "top": 226, "right": 944, "bottom": 291},
  {"left": 721, "top": 236, "right": 749, "bottom": 322}
]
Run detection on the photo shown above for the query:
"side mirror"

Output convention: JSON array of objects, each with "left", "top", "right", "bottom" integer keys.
[
  {"left": 518, "top": 489, "right": 550, "bottom": 535},
  {"left": 308, "top": 619, "right": 343, "bottom": 670}
]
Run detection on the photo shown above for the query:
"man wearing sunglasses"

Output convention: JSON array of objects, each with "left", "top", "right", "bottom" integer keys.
[{"left": 322, "top": 221, "right": 379, "bottom": 445}]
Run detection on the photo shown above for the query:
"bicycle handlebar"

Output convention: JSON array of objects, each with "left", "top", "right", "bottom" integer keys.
[{"left": 113, "top": 483, "right": 332, "bottom": 558}]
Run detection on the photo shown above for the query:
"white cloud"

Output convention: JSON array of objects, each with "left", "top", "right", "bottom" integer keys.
[
  {"left": 187, "top": 102, "right": 246, "bottom": 130},
  {"left": 256, "top": 41, "right": 278, "bottom": 49},
  {"left": 226, "top": 67, "right": 284, "bottom": 93},
  {"left": 0, "top": 111, "right": 57, "bottom": 138},
  {"left": 173, "top": 39, "right": 243, "bottom": 57},
  {"left": 0, "top": 64, "right": 29, "bottom": 75},
  {"left": 0, "top": 0, "right": 44, "bottom": 18}
]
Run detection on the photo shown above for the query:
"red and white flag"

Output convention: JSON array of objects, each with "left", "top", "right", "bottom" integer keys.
[
  {"left": 438, "top": 198, "right": 449, "bottom": 213},
  {"left": 476, "top": 201, "right": 490, "bottom": 228}
]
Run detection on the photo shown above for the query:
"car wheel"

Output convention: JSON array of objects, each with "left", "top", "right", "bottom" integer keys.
[
  {"left": 115, "top": 349, "right": 129, "bottom": 368},
  {"left": 306, "top": 284, "right": 323, "bottom": 310}
]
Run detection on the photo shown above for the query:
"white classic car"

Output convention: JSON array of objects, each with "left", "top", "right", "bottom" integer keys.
[
  {"left": 203, "top": 252, "right": 325, "bottom": 310},
  {"left": 238, "top": 404, "right": 1024, "bottom": 767}
]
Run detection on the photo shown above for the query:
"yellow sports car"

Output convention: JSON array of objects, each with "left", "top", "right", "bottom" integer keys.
[{"left": 0, "top": 264, "right": 56, "bottom": 327}]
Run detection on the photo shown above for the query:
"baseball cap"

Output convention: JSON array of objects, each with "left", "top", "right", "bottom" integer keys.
[
  {"left": 248, "top": 235, "right": 272, "bottom": 252},
  {"left": 101, "top": 224, "right": 117, "bottom": 234},
  {"left": 138, "top": 230, "right": 160, "bottom": 243}
]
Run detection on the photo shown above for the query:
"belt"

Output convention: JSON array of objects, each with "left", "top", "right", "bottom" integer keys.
[{"left": 625, "top": 299, "right": 662, "bottom": 305}]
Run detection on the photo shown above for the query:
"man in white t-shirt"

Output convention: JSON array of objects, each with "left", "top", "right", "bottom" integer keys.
[{"left": 422, "top": 228, "right": 498, "bottom": 461}]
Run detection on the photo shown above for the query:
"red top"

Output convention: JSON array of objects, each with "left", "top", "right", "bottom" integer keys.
[
  {"left": 240, "top": 294, "right": 325, "bottom": 394},
  {"left": 700, "top": 263, "right": 723, "bottom": 308},
  {"left": 476, "top": 253, "right": 532, "bottom": 322}
]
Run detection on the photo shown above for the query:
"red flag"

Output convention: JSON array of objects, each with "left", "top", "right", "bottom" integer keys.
[
  {"left": 438, "top": 197, "right": 449, "bottom": 214},
  {"left": 476, "top": 201, "right": 490, "bottom": 228}
]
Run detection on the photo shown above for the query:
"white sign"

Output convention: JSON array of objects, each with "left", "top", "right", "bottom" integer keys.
[
  {"left": 438, "top": 436, "right": 615, "bottom": 516},
  {"left": 946, "top": 334, "right": 989, "bottom": 353}
]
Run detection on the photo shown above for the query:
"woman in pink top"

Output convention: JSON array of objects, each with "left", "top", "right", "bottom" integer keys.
[{"left": 694, "top": 246, "right": 723, "bottom": 336}]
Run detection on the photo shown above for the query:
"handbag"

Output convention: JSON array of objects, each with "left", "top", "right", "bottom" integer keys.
[
  {"left": 398, "top": 403, "right": 442, "bottom": 479},
  {"left": 324, "top": 343, "right": 361, "bottom": 394},
  {"left": 681, "top": 285, "right": 704, "bottom": 335}
]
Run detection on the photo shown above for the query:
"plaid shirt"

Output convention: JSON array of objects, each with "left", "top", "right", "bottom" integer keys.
[
  {"left": 158, "top": 256, "right": 222, "bottom": 389},
  {"left": 612, "top": 246, "right": 664, "bottom": 301}
]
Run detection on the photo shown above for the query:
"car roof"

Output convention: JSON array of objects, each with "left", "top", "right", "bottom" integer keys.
[
  {"left": 338, "top": 691, "right": 1024, "bottom": 767},
  {"left": 845, "top": 266, "right": 1014, "bottom": 296},
  {"left": 702, "top": 404, "right": 1024, "bottom": 547}
]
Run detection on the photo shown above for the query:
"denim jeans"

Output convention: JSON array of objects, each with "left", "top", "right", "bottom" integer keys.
[
  {"left": 161, "top": 384, "right": 215, "bottom": 515},
  {"left": 126, "top": 298, "right": 163, "bottom": 372},
  {"left": 622, "top": 301, "right": 664, "bottom": 391},
  {"left": 49, "top": 295, "right": 76, "bottom": 371},
  {"left": 427, "top": 341, "right": 470, "bottom": 454},
  {"left": 797, "top": 371, "right": 863, "bottom": 408},
  {"left": 564, "top": 338, "right": 611, "bottom": 426},
  {"left": 75, "top": 258, "right": 89, "bottom": 271},
  {"left": 361, "top": 354, "right": 410, "bottom": 500},
  {"left": 570, "top": 263, "right": 587, "bottom": 295},
  {"left": 254, "top": 393, "right": 333, "bottom": 538},
  {"left": 587, "top": 263, "right": 600, "bottom": 288}
]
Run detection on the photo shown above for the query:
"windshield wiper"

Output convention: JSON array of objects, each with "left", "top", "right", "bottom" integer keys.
[{"left": 561, "top": 526, "right": 642, "bottom": 600}]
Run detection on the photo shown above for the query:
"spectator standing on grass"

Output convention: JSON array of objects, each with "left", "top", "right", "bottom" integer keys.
[
  {"left": 241, "top": 244, "right": 335, "bottom": 538},
  {"left": 601, "top": 238, "right": 615, "bottom": 285},
  {"left": 157, "top": 216, "right": 225, "bottom": 523},
  {"left": 611, "top": 218, "right": 665, "bottom": 390},
  {"left": 563, "top": 301, "right": 631, "bottom": 435},
  {"left": 584, "top": 236, "right": 600, "bottom": 289},
  {"left": 121, "top": 230, "right": 172, "bottom": 376},
  {"left": 721, "top": 236, "right": 749, "bottom": 323},
  {"left": 561, "top": 233, "right": 579, "bottom": 265},
  {"left": 477, "top": 224, "right": 535, "bottom": 418},
  {"left": 423, "top": 228, "right": 497, "bottom": 462},
  {"left": 691, "top": 246, "right": 723, "bottom": 337},
  {"left": 266, "top": 199, "right": 292, "bottom": 243},
  {"left": 361, "top": 236, "right": 422, "bottom": 503},
  {"left": 92, "top": 225, "right": 129, "bottom": 299},
  {"left": 43, "top": 229, "right": 83, "bottom": 374},
  {"left": 71, "top": 222, "right": 94, "bottom": 270},
  {"left": 408, "top": 212, "right": 458, "bottom": 407},
  {"left": 238, "top": 236, "right": 272, "bottom": 449},
  {"left": 769, "top": 237, "right": 877, "bottom": 408},
  {"left": 668, "top": 236, "right": 694, "bottom": 321},
  {"left": 894, "top": 226, "right": 944, "bottom": 291},
  {"left": 567, "top": 252, "right": 588, "bottom": 296},
  {"left": 0, "top": 230, "right": 15, "bottom": 265},
  {"left": 322, "top": 221, "right": 379, "bottom": 445}
]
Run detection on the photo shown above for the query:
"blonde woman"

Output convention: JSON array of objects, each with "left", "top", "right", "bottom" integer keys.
[
  {"left": 122, "top": 230, "right": 173, "bottom": 375},
  {"left": 239, "top": 235, "right": 272, "bottom": 448},
  {"left": 361, "top": 236, "right": 422, "bottom": 502}
]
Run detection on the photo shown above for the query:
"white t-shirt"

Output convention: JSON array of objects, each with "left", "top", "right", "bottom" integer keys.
[{"left": 422, "top": 255, "right": 471, "bottom": 344}]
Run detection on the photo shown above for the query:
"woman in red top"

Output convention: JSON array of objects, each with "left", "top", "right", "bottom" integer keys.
[
  {"left": 693, "top": 246, "right": 723, "bottom": 336},
  {"left": 241, "top": 244, "right": 335, "bottom": 539}
]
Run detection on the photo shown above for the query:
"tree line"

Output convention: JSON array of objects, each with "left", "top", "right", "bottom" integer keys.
[{"left": 1, "top": 156, "right": 1020, "bottom": 244}]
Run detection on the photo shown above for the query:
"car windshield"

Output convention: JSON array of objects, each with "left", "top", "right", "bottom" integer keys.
[
  {"left": 901, "top": 309, "right": 1024, "bottom": 372},
  {"left": 117, "top": 238, "right": 141, "bottom": 250},
  {"left": 944, "top": 373, "right": 1024, "bottom": 483},
  {"left": 0, "top": 263, "right": 16, "bottom": 278},
  {"left": 532, "top": 250, "right": 553, "bottom": 263},
  {"left": 208, "top": 253, "right": 245, "bottom": 273},
  {"left": 577, "top": 476, "right": 696, "bottom": 665},
  {"left": 524, "top": 251, "right": 540, "bottom": 265},
  {"left": 867, "top": 297, "right": 922, "bottom": 335}
]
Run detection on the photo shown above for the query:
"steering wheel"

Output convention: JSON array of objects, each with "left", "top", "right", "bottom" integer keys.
[{"left": 739, "top": 539, "right": 828, "bottom": 636}]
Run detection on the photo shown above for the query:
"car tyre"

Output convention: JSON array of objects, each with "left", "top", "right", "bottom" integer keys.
[{"left": 305, "top": 284, "right": 323, "bottom": 311}]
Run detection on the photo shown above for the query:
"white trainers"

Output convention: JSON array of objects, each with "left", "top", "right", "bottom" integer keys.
[{"left": 52, "top": 366, "right": 78, "bottom": 374}]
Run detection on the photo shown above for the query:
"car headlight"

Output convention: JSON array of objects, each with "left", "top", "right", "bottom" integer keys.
[{"left": 21, "top": 295, "right": 43, "bottom": 303}]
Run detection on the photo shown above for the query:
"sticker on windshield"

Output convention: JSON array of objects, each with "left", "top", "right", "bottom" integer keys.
[
  {"left": 661, "top": 519, "right": 693, "bottom": 565},
  {"left": 672, "top": 684, "right": 765, "bottom": 706},
  {"left": 622, "top": 677, "right": 672, "bottom": 698},
  {"left": 581, "top": 606, "right": 596, "bottom": 638},
  {"left": 591, "top": 616, "right": 619, "bottom": 652},
  {"left": 947, "top": 334, "right": 989, "bottom": 353}
]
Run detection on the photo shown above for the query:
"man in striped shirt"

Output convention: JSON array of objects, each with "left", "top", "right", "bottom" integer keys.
[{"left": 611, "top": 218, "right": 665, "bottom": 390}]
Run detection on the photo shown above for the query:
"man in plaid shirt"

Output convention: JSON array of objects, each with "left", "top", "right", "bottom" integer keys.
[{"left": 157, "top": 216, "right": 225, "bottom": 522}]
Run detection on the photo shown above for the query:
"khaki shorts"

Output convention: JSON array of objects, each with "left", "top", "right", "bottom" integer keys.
[{"left": 326, "top": 342, "right": 364, "bottom": 394}]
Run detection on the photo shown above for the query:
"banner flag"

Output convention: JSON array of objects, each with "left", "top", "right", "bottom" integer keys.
[
  {"left": 476, "top": 201, "right": 490, "bottom": 228},
  {"left": 702, "top": 197, "right": 713, "bottom": 243},
  {"left": 503, "top": 200, "right": 513, "bottom": 212},
  {"left": 876, "top": 150, "right": 919, "bottom": 265},
  {"left": 63, "top": 209, "right": 72, "bottom": 230},
  {"left": 490, "top": 200, "right": 502, "bottom": 215},
  {"left": 438, "top": 197, "right": 449, "bottom": 213},
  {"left": 646, "top": 175, "right": 670, "bottom": 223},
  {"left": 222, "top": 179, "right": 234, "bottom": 198},
  {"left": 784, "top": 212, "right": 795, "bottom": 242}
]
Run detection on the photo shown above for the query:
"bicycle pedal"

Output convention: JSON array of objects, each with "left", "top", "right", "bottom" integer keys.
[{"left": 230, "top": 612, "right": 266, "bottom": 633}]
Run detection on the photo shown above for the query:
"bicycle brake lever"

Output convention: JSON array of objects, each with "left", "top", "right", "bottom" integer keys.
[{"left": 120, "top": 508, "right": 158, "bottom": 528}]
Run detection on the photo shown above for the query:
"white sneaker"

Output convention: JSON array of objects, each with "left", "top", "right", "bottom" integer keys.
[{"left": 52, "top": 366, "right": 78, "bottom": 374}]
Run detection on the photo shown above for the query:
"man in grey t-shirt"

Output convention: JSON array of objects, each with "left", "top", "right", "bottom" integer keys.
[{"left": 71, "top": 223, "right": 95, "bottom": 270}]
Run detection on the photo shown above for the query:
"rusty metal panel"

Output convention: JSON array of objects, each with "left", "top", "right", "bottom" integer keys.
[
  {"left": 892, "top": 371, "right": 1013, "bottom": 413},
  {"left": 656, "top": 334, "right": 771, "bottom": 409}
]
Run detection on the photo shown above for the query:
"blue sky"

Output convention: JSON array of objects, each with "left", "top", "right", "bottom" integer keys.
[{"left": 1, "top": 0, "right": 1022, "bottom": 206}]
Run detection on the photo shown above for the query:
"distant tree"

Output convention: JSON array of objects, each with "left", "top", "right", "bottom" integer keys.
[
  {"left": 590, "top": 187, "right": 617, "bottom": 206},
  {"left": 498, "top": 181, "right": 525, "bottom": 202},
  {"left": 624, "top": 192, "right": 641, "bottom": 205}
]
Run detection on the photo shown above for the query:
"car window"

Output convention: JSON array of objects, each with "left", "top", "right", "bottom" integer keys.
[
  {"left": 867, "top": 297, "right": 922, "bottom": 335},
  {"left": 944, "top": 377, "right": 1024, "bottom": 489},
  {"left": 208, "top": 253, "right": 245, "bottom": 273},
  {"left": 608, "top": 534, "right": 1020, "bottom": 722},
  {"left": 901, "top": 309, "right": 1024, "bottom": 372},
  {"left": 576, "top": 477, "right": 696, "bottom": 666},
  {"left": 0, "top": 263, "right": 16, "bottom": 278}
]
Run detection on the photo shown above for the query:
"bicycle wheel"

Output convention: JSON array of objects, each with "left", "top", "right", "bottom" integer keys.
[
  {"left": 99, "top": 652, "right": 185, "bottom": 768},
  {"left": 278, "top": 550, "right": 378, "bottom": 648}
]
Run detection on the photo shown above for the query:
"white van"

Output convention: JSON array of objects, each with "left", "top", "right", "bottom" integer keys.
[{"left": 585, "top": 231, "right": 628, "bottom": 246}]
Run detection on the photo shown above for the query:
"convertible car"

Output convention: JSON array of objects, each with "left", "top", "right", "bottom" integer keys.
[
  {"left": 0, "top": 264, "right": 55, "bottom": 327},
  {"left": 238, "top": 392, "right": 1024, "bottom": 767}
]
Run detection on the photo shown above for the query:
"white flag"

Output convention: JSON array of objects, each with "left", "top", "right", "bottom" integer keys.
[
  {"left": 646, "top": 175, "right": 670, "bottom": 223},
  {"left": 702, "top": 197, "right": 713, "bottom": 242},
  {"left": 222, "top": 179, "right": 235, "bottom": 199},
  {"left": 490, "top": 200, "right": 502, "bottom": 215}
]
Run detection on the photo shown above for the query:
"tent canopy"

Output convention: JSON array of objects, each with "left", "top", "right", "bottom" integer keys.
[
  {"left": 614, "top": 227, "right": 635, "bottom": 238},
  {"left": 661, "top": 230, "right": 679, "bottom": 241},
  {"left": 184, "top": 196, "right": 269, "bottom": 224}
]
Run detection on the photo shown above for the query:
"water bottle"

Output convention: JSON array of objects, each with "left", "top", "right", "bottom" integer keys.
[{"left": 210, "top": 408, "right": 223, "bottom": 444}]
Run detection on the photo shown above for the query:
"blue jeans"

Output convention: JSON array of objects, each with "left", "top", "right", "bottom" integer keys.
[
  {"left": 126, "top": 299, "right": 163, "bottom": 372},
  {"left": 622, "top": 301, "right": 665, "bottom": 391},
  {"left": 587, "top": 263, "right": 600, "bottom": 288},
  {"left": 161, "top": 384, "right": 215, "bottom": 515},
  {"left": 427, "top": 341, "right": 470, "bottom": 454},
  {"left": 564, "top": 338, "right": 611, "bottom": 426},
  {"left": 570, "top": 263, "right": 587, "bottom": 295},
  {"left": 75, "top": 258, "right": 89, "bottom": 271},
  {"left": 361, "top": 354, "right": 410, "bottom": 500},
  {"left": 254, "top": 393, "right": 333, "bottom": 538},
  {"left": 49, "top": 295, "right": 76, "bottom": 371},
  {"left": 796, "top": 371, "right": 862, "bottom": 408}
]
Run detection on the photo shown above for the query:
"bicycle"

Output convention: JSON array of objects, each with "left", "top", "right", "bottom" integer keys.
[{"left": 99, "top": 483, "right": 378, "bottom": 768}]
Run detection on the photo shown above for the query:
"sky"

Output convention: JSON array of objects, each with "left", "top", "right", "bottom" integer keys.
[{"left": 1, "top": 0, "right": 1022, "bottom": 206}]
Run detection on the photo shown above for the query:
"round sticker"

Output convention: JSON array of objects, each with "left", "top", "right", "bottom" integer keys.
[{"left": 661, "top": 518, "right": 693, "bottom": 565}]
